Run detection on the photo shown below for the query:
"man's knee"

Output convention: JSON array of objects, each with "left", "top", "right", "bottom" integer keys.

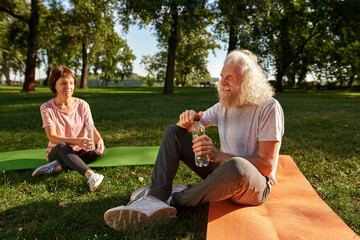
[
  {"left": 224, "top": 158, "right": 269, "bottom": 205},
  {"left": 163, "top": 125, "right": 188, "bottom": 139},
  {"left": 222, "top": 157, "right": 255, "bottom": 181},
  {"left": 164, "top": 125, "right": 182, "bottom": 134}
]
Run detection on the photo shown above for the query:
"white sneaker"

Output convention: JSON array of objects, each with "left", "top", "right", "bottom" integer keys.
[
  {"left": 32, "top": 160, "right": 60, "bottom": 176},
  {"left": 172, "top": 184, "right": 188, "bottom": 194},
  {"left": 87, "top": 173, "right": 104, "bottom": 192},
  {"left": 128, "top": 184, "right": 188, "bottom": 205},
  {"left": 127, "top": 186, "right": 150, "bottom": 205},
  {"left": 104, "top": 195, "right": 177, "bottom": 231}
]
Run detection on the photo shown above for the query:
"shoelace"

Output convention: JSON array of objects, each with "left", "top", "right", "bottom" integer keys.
[
  {"left": 88, "top": 174, "right": 97, "bottom": 185},
  {"left": 44, "top": 162, "right": 59, "bottom": 174}
]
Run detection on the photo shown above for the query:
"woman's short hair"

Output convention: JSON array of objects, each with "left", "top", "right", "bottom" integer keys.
[{"left": 49, "top": 66, "right": 77, "bottom": 94}]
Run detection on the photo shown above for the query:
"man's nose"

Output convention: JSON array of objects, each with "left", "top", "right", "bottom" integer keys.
[{"left": 220, "top": 78, "right": 228, "bottom": 85}]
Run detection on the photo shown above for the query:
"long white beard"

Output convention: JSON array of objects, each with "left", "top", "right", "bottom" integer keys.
[{"left": 218, "top": 86, "right": 241, "bottom": 109}]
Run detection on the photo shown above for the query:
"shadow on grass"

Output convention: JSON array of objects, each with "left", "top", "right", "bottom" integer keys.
[
  {"left": 1, "top": 167, "right": 209, "bottom": 239},
  {"left": 0, "top": 195, "right": 208, "bottom": 240}
]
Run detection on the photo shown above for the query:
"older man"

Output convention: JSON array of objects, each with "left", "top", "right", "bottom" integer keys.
[{"left": 104, "top": 49, "right": 284, "bottom": 231}]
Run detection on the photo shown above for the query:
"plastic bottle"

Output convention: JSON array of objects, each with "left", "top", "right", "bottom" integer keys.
[
  {"left": 85, "top": 122, "right": 95, "bottom": 151},
  {"left": 191, "top": 117, "right": 209, "bottom": 167}
]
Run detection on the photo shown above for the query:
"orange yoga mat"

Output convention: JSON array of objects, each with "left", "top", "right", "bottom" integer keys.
[{"left": 206, "top": 155, "right": 359, "bottom": 240}]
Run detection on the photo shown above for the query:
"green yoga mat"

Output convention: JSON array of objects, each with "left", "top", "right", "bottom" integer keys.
[{"left": 0, "top": 146, "right": 159, "bottom": 171}]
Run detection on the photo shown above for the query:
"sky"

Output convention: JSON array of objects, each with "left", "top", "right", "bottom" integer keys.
[{"left": 120, "top": 25, "right": 228, "bottom": 79}]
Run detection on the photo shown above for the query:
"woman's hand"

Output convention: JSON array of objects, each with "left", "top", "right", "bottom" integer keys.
[
  {"left": 192, "top": 134, "right": 219, "bottom": 162},
  {"left": 94, "top": 138, "right": 105, "bottom": 154},
  {"left": 88, "top": 124, "right": 105, "bottom": 155},
  {"left": 77, "top": 137, "right": 94, "bottom": 152},
  {"left": 177, "top": 110, "right": 203, "bottom": 131},
  {"left": 77, "top": 137, "right": 104, "bottom": 154}
]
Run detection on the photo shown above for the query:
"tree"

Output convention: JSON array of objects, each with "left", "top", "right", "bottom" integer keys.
[
  {"left": 119, "top": 0, "right": 212, "bottom": 94},
  {"left": 276, "top": 0, "right": 360, "bottom": 89},
  {"left": 213, "top": 0, "right": 270, "bottom": 53},
  {"left": 93, "top": 28, "right": 135, "bottom": 85},
  {"left": 264, "top": 0, "right": 323, "bottom": 91},
  {"left": 0, "top": 0, "right": 40, "bottom": 91},
  {"left": 38, "top": 1, "right": 80, "bottom": 86},
  {"left": 322, "top": 0, "right": 360, "bottom": 87},
  {"left": 23, "top": 0, "right": 40, "bottom": 91},
  {"left": 66, "top": 0, "right": 118, "bottom": 89},
  {"left": 139, "top": 55, "right": 164, "bottom": 86},
  {"left": 172, "top": 29, "right": 218, "bottom": 86},
  {"left": 0, "top": 11, "right": 11, "bottom": 84},
  {"left": 0, "top": 8, "right": 27, "bottom": 84}
]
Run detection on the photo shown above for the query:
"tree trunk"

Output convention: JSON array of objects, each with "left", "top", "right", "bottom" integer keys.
[
  {"left": 275, "top": 60, "right": 285, "bottom": 92},
  {"left": 105, "top": 73, "right": 109, "bottom": 86},
  {"left": 43, "top": 50, "right": 52, "bottom": 86},
  {"left": 275, "top": 72, "right": 284, "bottom": 92},
  {"left": 297, "top": 66, "right": 307, "bottom": 86},
  {"left": 181, "top": 74, "right": 187, "bottom": 87},
  {"left": 227, "top": 24, "right": 238, "bottom": 53},
  {"left": 43, "top": 61, "right": 52, "bottom": 86},
  {"left": 163, "top": 13, "right": 178, "bottom": 94},
  {"left": 348, "top": 74, "right": 354, "bottom": 87},
  {"left": 3, "top": 51, "right": 10, "bottom": 84},
  {"left": 22, "top": 0, "right": 40, "bottom": 92},
  {"left": 80, "top": 38, "right": 88, "bottom": 89}
]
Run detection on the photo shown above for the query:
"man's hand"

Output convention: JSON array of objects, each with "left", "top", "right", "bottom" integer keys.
[
  {"left": 177, "top": 110, "right": 203, "bottom": 131},
  {"left": 193, "top": 135, "right": 241, "bottom": 164},
  {"left": 192, "top": 134, "right": 219, "bottom": 162}
]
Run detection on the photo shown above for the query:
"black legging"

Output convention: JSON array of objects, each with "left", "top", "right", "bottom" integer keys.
[{"left": 48, "top": 142, "right": 106, "bottom": 176}]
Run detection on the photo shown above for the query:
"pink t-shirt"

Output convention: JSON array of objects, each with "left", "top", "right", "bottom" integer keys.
[{"left": 40, "top": 98, "right": 94, "bottom": 159}]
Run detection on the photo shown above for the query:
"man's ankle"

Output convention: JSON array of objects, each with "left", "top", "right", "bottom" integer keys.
[
  {"left": 146, "top": 195, "right": 162, "bottom": 201},
  {"left": 166, "top": 196, "right": 172, "bottom": 205}
]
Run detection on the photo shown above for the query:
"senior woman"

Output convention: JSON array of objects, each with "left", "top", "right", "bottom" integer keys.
[{"left": 32, "top": 66, "right": 106, "bottom": 192}]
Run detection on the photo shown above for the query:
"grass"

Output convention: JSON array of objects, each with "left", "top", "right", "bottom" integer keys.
[{"left": 0, "top": 84, "right": 359, "bottom": 239}]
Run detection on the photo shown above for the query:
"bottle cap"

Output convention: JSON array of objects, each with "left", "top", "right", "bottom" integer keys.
[
  {"left": 194, "top": 117, "right": 200, "bottom": 122},
  {"left": 86, "top": 122, "right": 91, "bottom": 126}
]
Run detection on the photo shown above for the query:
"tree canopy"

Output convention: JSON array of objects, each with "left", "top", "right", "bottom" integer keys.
[
  {"left": 118, "top": 0, "right": 214, "bottom": 94},
  {"left": 0, "top": 0, "right": 359, "bottom": 92},
  {"left": 0, "top": 0, "right": 135, "bottom": 91}
]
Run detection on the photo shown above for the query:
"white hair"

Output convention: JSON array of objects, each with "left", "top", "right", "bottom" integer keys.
[{"left": 222, "top": 49, "right": 274, "bottom": 106}]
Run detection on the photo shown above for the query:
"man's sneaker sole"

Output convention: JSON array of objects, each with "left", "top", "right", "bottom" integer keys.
[{"left": 104, "top": 205, "right": 177, "bottom": 231}]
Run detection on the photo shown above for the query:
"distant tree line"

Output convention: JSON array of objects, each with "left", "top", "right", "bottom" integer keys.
[{"left": 0, "top": 0, "right": 359, "bottom": 93}]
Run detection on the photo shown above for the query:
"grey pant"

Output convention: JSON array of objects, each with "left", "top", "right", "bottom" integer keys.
[
  {"left": 48, "top": 143, "right": 106, "bottom": 176},
  {"left": 148, "top": 125, "right": 271, "bottom": 207}
]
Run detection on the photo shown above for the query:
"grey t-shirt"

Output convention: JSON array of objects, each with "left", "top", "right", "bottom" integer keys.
[{"left": 202, "top": 97, "right": 284, "bottom": 185}]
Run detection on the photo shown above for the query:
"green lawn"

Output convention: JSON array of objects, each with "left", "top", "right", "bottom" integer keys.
[{"left": 0, "top": 84, "right": 359, "bottom": 239}]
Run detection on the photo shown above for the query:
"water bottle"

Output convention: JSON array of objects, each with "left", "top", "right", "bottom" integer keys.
[
  {"left": 85, "top": 122, "right": 95, "bottom": 151},
  {"left": 191, "top": 117, "right": 209, "bottom": 167}
]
